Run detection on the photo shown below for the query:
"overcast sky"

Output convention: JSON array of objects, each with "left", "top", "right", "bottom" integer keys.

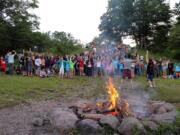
[{"left": 35, "top": 0, "right": 179, "bottom": 44}]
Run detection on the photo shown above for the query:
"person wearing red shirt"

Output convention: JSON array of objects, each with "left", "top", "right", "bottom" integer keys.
[
  {"left": 79, "top": 57, "right": 84, "bottom": 76},
  {"left": 0, "top": 57, "right": 7, "bottom": 72}
]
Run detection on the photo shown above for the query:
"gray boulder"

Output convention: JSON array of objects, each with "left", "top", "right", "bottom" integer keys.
[
  {"left": 157, "top": 106, "right": 167, "bottom": 114},
  {"left": 49, "top": 108, "right": 78, "bottom": 133},
  {"left": 100, "top": 115, "right": 120, "bottom": 130},
  {"left": 163, "top": 103, "right": 175, "bottom": 112},
  {"left": 76, "top": 119, "right": 103, "bottom": 135},
  {"left": 149, "top": 101, "right": 175, "bottom": 114},
  {"left": 148, "top": 110, "right": 177, "bottom": 124},
  {"left": 142, "top": 120, "right": 159, "bottom": 131},
  {"left": 118, "top": 117, "right": 146, "bottom": 135},
  {"left": 149, "top": 101, "right": 165, "bottom": 113}
]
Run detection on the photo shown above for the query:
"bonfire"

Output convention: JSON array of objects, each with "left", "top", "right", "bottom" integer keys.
[
  {"left": 96, "top": 77, "right": 131, "bottom": 117},
  {"left": 69, "top": 76, "right": 132, "bottom": 121}
]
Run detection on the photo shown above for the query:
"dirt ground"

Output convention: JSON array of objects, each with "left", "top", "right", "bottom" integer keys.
[{"left": 0, "top": 100, "right": 59, "bottom": 135}]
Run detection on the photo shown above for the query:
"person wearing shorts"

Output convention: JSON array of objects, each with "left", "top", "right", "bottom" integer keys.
[
  {"left": 122, "top": 69, "right": 132, "bottom": 79},
  {"left": 121, "top": 58, "right": 136, "bottom": 89}
]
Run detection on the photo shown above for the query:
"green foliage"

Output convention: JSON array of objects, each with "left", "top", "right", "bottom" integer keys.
[
  {"left": 99, "top": 0, "right": 171, "bottom": 49},
  {"left": 0, "top": 0, "right": 83, "bottom": 55},
  {"left": 167, "top": 23, "right": 180, "bottom": 60},
  {"left": 0, "top": 0, "right": 39, "bottom": 54},
  {"left": 50, "top": 31, "right": 84, "bottom": 55}
]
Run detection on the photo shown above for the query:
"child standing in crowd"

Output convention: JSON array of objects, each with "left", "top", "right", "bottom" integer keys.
[
  {"left": 35, "top": 56, "right": 41, "bottom": 76},
  {"left": 112, "top": 57, "right": 119, "bottom": 76},
  {"left": 168, "top": 60, "right": 174, "bottom": 79},
  {"left": 65, "top": 56, "right": 70, "bottom": 78},
  {"left": 118, "top": 60, "right": 124, "bottom": 76},
  {"left": 96, "top": 56, "right": 102, "bottom": 76},
  {"left": 86, "top": 59, "right": 93, "bottom": 77},
  {"left": 7, "top": 51, "right": 16, "bottom": 74},
  {"left": 27, "top": 56, "right": 34, "bottom": 76},
  {"left": 147, "top": 59, "right": 156, "bottom": 88},
  {"left": 79, "top": 56, "right": 84, "bottom": 76},
  {"left": 69, "top": 57, "right": 75, "bottom": 78},
  {"left": 0, "top": 57, "right": 7, "bottom": 73},
  {"left": 57, "top": 56, "right": 65, "bottom": 78},
  {"left": 162, "top": 60, "right": 168, "bottom": 79}
]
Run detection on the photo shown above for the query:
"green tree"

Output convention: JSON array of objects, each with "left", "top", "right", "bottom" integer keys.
[
  {"left": 51, "top": 31, "right": 83, "bottom": 55},
  {"left": 0, "top": 0, "right": 39, "bottom": 53},
  {"left": 99, "top": 0, "right": 171, "bottom": 50},
  {"left": 166, "top": 2, "right": 180, "bottom": 60},
  {"left": 167, "top": 24, "right": 180, "bottom": 60}
]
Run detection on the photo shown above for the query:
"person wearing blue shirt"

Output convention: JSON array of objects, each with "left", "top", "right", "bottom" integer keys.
[
  {"left": 118, "top": 60, "right": 124, "bottom": 76},
  {"left": 57, "top": 56, "right": 65, "bottom": 78},
  {"left": 65, "top": 57, "right": 70, "bottom": 78},
  {"left": 112, "top": 58, "right": 118, "bottom": 76}
]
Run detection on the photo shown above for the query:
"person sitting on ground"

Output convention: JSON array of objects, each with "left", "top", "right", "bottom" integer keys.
[
  {"left": 147, "top": 59, "right": 156, "bottom": 88},
  {"left": 39, "top": 67, "right": 47, "bottom": 78}
]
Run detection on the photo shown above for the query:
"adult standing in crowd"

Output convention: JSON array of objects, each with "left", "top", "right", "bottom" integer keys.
[{"left": 7, "top": 51, "right": 16, "bottom": 74}]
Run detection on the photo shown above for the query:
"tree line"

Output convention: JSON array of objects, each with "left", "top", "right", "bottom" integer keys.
[
  {"left": 0, "top": 0, "right": 83, "bottom": 55},
  {"left": 99, "top": 0, "right": 180, "bottom": 60}
]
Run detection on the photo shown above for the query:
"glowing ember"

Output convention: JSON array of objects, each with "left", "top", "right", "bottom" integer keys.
[{"left": 106, "top": 77, "right": 119, "bottom": 110}]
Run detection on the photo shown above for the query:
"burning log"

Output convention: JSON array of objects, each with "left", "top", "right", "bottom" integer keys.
[
  {"left": 82, "top": 114, "right": 105, "bottom": 121},
  {"left": 69, "top": 101, "right": 96, "bottom": 113}
]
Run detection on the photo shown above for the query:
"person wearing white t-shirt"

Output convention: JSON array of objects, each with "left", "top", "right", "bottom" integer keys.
[
  {"left": 121, "top": 58, "right": 137, "bottom": 89},
  {"left": 7, "top": 51, "right": 16, "bottom": 74},
  {"left": 35, "top": 56, "right": 41, "bottom": 75},
  {"left": 96, "top": 58, "right": 102, "bottom": 76}
]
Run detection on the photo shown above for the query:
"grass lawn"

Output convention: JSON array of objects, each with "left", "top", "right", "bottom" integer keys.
[
  {"left": 136, "top": 76, "right": 180, "bottom": 103},
  {"left": 0, "top": 74, "right": 106, "bottom": 108},
  {"left": 0, "top": 74, "right": 179, "bottom": 109}
]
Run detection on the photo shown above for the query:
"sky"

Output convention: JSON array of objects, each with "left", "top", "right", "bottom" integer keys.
[{"left": 35, "top": 0, "right": 179, "bottom": 44}]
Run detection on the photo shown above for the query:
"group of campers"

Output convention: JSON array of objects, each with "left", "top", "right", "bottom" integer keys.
[{"left": 0, "top": 44, "right": 179, "bottom": 88}]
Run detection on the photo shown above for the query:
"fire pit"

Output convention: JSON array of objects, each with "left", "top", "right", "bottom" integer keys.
[
  {"left": 46, "top": 77, "right": 177, "bottom": 135},
  {"left": 70, "top": 77, "right": 133, "bottom": 121}
]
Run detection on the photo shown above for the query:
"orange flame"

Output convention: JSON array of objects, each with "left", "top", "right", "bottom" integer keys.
[{"left": 106, "top": 77, "right": 119, "bottom": 110}]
